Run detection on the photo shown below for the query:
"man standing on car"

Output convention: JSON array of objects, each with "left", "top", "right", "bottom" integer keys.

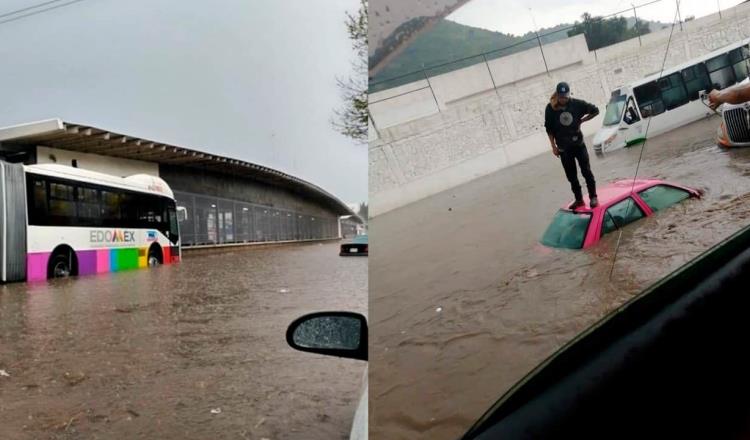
[{"left": 545, "top": 82, "right": 600, "bottom": 209}]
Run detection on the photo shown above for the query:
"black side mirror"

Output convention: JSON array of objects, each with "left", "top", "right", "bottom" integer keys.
[{"left": 286, "top": 311, "right": 368, "bottom": 361}]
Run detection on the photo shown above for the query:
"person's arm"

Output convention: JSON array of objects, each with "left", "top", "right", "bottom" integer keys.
[
  {"left": 545, "top": 106, "right": 559, "bottom": 157},
  {"left": 709, "top": 83, "right": 750, "bottom": 108},
  {"left": 580, "top": 100, "right": 600, "bottom": 123}
]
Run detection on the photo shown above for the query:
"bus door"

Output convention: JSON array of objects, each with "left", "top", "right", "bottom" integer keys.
[{"left": 620, "top": 96, "right": 645, "bottom": 147}]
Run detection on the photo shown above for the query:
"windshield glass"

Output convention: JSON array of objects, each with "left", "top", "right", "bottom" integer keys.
[
  {"left": 602, "top": 95, "right": 627, "bottom": 126},
  {"left": 352, "top": 235, "right": 368, "bottom": 244},
  {"left": 540, "top": 210, "right": 591, "bottom": 249}
]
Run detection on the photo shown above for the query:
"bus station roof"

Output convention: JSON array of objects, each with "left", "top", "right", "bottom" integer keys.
[{"left": 0, "top": 118, "right": 360, "bottom": 220}]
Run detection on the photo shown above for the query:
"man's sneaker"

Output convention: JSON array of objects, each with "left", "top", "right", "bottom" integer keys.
[
  {"left": 590, "top": 196, "right": 599, "bottom": 208},
  {"left": 569, "top": 199, "right": 585, "bottom": 210}
]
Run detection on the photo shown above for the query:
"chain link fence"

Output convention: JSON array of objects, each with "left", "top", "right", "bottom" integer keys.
[{"left": 174, "top": 190, "right": 339, "bottom": 247}]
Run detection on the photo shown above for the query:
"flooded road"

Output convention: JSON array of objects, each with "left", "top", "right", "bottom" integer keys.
[
  {"left": 0, "top": 241, "right": 366, "bottom": 440},
  {"left": 370, "top": 115, "right": 750, "bottom": 440}
]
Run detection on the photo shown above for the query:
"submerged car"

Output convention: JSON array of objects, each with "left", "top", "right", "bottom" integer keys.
[
  {"left": 541, "top": 179, "right": 700, "bottom": 249},
  {"left": 340, "top": 234, "right": 368, "bottom": 256},
  {"left": 286, "top": 311, "right": 368, "bottom": 440}
]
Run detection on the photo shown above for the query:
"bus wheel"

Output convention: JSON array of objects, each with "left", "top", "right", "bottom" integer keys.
[
  {"left": 147, "top": 246, "right": 161, "bottom": 267},
  {"left": 49, "top": 253, "right": 72, "bottom": 278}
]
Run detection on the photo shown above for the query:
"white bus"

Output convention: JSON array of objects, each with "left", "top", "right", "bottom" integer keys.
[
  {"left": 0, "top": 162, "right": 180, "bottom": 282},
  {"left": 593, "top": 38, "right": 750, "bottom": 153}
]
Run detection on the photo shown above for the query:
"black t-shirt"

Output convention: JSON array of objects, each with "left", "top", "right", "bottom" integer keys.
[{"left": 544, "top": 98, "right": 599, "bottom": 148}]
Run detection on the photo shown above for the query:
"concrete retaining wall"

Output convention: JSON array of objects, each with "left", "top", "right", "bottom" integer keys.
[{"left": 370, "top": 2, "right": 750, "bottom": 217}]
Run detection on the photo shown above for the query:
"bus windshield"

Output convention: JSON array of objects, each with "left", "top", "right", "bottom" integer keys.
[{"left": 602, "top": 95, "right": 627, "bottom": 126}]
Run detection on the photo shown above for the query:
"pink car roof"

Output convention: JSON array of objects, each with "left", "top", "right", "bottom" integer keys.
[{"left": 561, "top": 179, "right": 692, "bottom": 213}]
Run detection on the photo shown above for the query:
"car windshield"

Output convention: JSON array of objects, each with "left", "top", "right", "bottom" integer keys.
[
  {"left": 638, "top": 185, "right": 690, "bottom": 211},
  {"left": 602, "top": 95, "right": 627, "bottom": 126},
  {"left": 352, "top": 235, "right": 368, "bottom": 244},
  {"left": 541, "top": 210, "right": 591, "bottom": 249}
]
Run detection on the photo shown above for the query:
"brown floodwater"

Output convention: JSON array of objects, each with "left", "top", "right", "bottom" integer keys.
[
  {"left": 0, "top": 241, "right": 366, "bottom": 440},
  {"left": 370, "top": 115, "right": 750, "bottom": 439}
]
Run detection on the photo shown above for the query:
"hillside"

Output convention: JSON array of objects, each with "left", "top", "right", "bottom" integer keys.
[{"left": 371, "top": 17, "right": 667, "bottom": 91}]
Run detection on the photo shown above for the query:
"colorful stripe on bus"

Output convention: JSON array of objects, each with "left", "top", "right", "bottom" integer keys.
[{"left": 26, "top": 246, "right": 180, "bottom": 282}]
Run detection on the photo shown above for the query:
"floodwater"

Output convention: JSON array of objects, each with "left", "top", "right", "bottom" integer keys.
[
  {"left": 370, "top": 115, "right": 750, "bottom": 440},
  {"left": 0, "top": 242, "right": 366, "bottom": 440}
]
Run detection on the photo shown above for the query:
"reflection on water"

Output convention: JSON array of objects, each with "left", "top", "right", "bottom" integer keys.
[
  {"left": 0, "top": 242, "right": 366, "bottom": 440},
  {"left": 370, "top": 116, "right": 750, "bottom": 440}
]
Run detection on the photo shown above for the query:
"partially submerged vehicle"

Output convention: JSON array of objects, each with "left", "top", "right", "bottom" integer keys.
[
  {"left": 716, "top": 78, "right": 750, "bottom": 147},
  {"left": 541, "top": 179, "right": 700, "bottom": 249},
  {"left": 463, "top": 219, "right": 750, "bottom": 439},
  {"left": 340, "top": 234, "right": 368, "bottom": 256},
  {"left": 593, "top": 38, "right": 750, "bottom": 153}
]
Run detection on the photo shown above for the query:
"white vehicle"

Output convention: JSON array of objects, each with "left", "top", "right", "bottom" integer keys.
[
  {"left": 0, "top": 161, "right": 180, "bottom": 282},
  {"left": 716, "top": 77, "right": 750, "bottom": 147},
  {"left": 593, "top": 38, "right": 750, "bottom": 153}
]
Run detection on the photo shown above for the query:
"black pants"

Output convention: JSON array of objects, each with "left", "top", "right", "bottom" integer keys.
[{"left": 559, "top": 144, "right": 597, "bottom": 201}]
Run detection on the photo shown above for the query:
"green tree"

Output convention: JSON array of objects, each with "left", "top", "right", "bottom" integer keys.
[
  {"left": 332, "top": 0, "right": 368, "bottom": 143},
  {"left": 568, "top": 13, "right": 650, "bottom": 51}
]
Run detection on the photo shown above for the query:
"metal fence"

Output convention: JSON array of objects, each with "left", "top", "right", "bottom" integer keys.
[{"left": 174, "top": 190, "right": 339, "bottom": 246}]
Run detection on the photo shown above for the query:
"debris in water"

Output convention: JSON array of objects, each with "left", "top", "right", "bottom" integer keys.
[
  {"left": 254, "top": 417, "right": 266, "bottom": 428},
  {"left": 448, "top": 207, "right": 452, "bottom": 211},
  {"left": 0, "top": 369, "right": 9, "bottom": 377},
  {"left": 435, "top": 307, "right": 443, "bottom": 313},
  {"left": 210, "top": 408, "right": 222, "bottom": 414},
  {"left": 526, "top": 269, "right": 538, "bottom": 278},
  {"left": 279, "top": 288, "right": 290, "bottom": 293},
  {"left": 63, "top": 372, "right": 86, "bottom": 386}
]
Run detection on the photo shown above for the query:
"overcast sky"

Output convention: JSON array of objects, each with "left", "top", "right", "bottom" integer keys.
[
  {"left": 448, "top": 0, "right": 746, "bottom": 35},
  {"left": 0, "top": 0, "right": 367, "bottom": 205}
]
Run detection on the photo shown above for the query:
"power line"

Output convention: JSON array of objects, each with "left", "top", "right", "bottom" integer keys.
[
  {"left": 609, "top": 0, "right": 681, "bottom": 280},
  {"left": 0, "top": 0, "right": 88, "bottom": 26},
  {"left": 0, "top": 0, "right": 68, "bottom": 19}
]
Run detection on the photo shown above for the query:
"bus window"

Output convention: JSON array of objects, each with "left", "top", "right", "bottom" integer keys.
[
  {"left": 76, "top": 186, "right": 100, "bottom": 223},
  {"left": 167, "top": 205, "right": 180, "bottom": 244},
  {"left": 682, "top": 64, "right": 711, "bottom": 100},
  {"left": 120, "top": 193, "right": 138, "bottom": 225},
  {"left": 29, "top": 178, "right": 48, "bottom": 223},
  {"left": 101, "top": 190, "right": 121, "bottom": 222},
  {"left": 658, "top": 72, "right": 688, "bottom": 110},
  {"left": 729, "top": 45, "right": 750, "bottom": 82},
  {"left": 706, "top": 53, "right": 736, "bottom": 89},
  {"left": 49, "top": 182, "right": 76, "bottom": 222},
  {"left": 634, "top": 81, "right": 665, "bottom": 118}
]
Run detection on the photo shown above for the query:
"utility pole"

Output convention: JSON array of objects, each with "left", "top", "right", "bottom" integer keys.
[
  {"left": 529, "top": 8, "right": 550, "bottom": 75},
  {"left": 632, "top": 4, "right": 642, "bottom": 46},
  {"left": 676, "top": 0, "right": 683, "bottom": 31}
]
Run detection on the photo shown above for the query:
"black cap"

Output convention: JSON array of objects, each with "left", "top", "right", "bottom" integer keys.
[{"left": 556, "top": 82, "right": 570, "bottom": 96}]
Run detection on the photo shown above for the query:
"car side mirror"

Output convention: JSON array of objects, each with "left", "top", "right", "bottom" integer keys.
[{"left": 286, "top": 311, "right": 368, "bottom": 361}]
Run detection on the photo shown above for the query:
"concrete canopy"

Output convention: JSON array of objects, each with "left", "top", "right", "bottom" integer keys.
[{"left": 0, "top": 118, "right": 358, "bottom": 219}]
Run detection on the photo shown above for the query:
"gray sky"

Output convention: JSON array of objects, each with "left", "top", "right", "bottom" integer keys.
[
  {"left": 0, "top": 0, "right": 367, "bottom": 205},
  {"left": 448, "top": 0, "right": 745, "bottom": 35}
]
